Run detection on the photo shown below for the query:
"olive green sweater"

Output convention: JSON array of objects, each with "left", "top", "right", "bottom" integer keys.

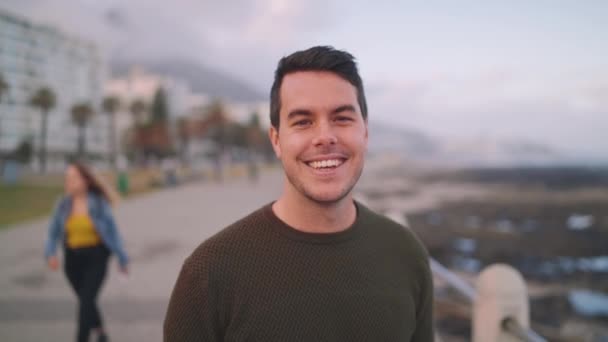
[{"left": 164, "top": 202, "right": 434, "bottom": 341}]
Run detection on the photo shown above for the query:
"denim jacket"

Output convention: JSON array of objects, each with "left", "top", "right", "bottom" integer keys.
[{"left": 44, "top": 192, "right": 129, "bottom": 267}]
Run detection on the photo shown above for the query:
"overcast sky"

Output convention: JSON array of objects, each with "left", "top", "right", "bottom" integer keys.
[{"left": 3, "top": 0, "right": 607, "bottom": 160}]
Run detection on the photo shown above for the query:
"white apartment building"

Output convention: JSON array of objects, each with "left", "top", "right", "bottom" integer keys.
[
  {"left": 105, "top": 66, "right": 209, "bottom": 125},
  {"left": 105, "top": 66, "right": 269, "bottom": 126},
  {"left": 0, "top": 9, "right": 107, "bottom": 171},
  {"left": 224, "top": 101, "right": 270, "bottom": 128}
]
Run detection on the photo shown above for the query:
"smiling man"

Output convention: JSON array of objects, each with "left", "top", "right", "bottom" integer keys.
[{"left": 164, "top": 46, "right": 434, "bottom": 341}]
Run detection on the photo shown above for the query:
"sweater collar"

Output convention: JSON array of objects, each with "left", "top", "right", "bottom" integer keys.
[{"left": 263, "top": 200, "right": 366, "bottom": 244}]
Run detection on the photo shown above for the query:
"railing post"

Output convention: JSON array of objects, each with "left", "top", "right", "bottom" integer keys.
[
  {"left": 380, "top": 209, "right": 544, "bottom": 341},
  {"left": 473, "top": 264, "right": 530, "bottom": 342}
]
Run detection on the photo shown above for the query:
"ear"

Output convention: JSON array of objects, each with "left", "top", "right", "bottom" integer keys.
[{"left": 269, "top": 126, "right": 281, "bottom": 159}]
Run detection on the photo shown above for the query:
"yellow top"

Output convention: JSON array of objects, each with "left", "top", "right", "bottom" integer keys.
[{"left": 65, "top": 214, "right": 101, "bottom": 249}]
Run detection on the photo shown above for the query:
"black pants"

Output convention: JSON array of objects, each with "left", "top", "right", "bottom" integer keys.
[{"left": 64, "top": 244, "right": 110, "bottom": 342}]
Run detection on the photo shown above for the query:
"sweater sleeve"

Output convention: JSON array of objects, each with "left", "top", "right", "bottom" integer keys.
[
  {"left": 411, "top": 258, "right": 435, "bottom": 342},
  {"left": 164, "top": 254, "right": 222, "bottom": 342}
]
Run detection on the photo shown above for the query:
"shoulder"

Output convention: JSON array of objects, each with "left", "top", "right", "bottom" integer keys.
[
  {"left": 185, "top": 205, "right": 269, "bottom": 270},
  {"left": 358, "top": 204, "right": 433, "bottom": 292},
  {"left": 52, "top": 195, "right": 69, "bottom": 214},
  {"left": 88, "top": 192, "right": 110, "bottom": 210},
  {"left": 55, "top": 195, "right": 68, "bottom": 207},
  {"left": 357, "top": 203, "right": 429, "bottom": 261}
]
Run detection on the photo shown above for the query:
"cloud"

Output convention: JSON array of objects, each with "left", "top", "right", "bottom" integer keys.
[
  {"left": 1, "top": 0, "right": 339, "bottom": 87},
  {"left": 367, "top": 69, "right": 608, "bottom": 156},
  {"left": 371, "top": 69, "right": 608, "bottom": 117},
  {"left": 3, "top": 0, "right": 607, "bottom": 160}
]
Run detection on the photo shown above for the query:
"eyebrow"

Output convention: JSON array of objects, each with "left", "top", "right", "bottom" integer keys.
[
  {"left": 286, "top": 104, "right": 357, "bottom": 120},
  {"left": 331, "top": 104, "right": 357, "bottom": 115},
  {"left": 287, "top": 109, "right": 313, "bottom": 121}
]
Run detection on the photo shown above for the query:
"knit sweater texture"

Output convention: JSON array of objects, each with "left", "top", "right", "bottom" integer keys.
[{"left": 164, "top": 201, "right": 434, "bottom": 341}]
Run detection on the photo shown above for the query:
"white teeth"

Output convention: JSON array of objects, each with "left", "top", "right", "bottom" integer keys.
[{"left": 308, "top": 159, "right": 343, "bottom": 169}]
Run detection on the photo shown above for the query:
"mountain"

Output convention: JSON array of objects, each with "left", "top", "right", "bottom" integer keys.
[
  {"left": 111, "top": 58, "right": 266, "bottom": 102},
  {"left": 367, "top": 122, "right": 564, "bottom": 167},
  {"left": 368, "top": 122, "right": 440, "bottom": 157},
  {"left": 436, "top": 137, "right": 562, "bottom": 167}
]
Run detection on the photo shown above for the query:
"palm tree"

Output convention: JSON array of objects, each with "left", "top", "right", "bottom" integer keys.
[
  {"left": 176, "top": 117, "right": 190, "bottom": 164},
  {"left": 206, "top": 99, "right": 229, "bottom": 155},
  {"left": 245, "top": 112, "right": 263, "bottom": 182},
  {"left": 70, "top": 103, "right": 94, "bottom": 159},
  {"left": 0, "top": 73, "right": 7, "bottom": 107},
  {"left": 151, "top": 87, "right": 169, "bottom": 123},
  {"left": 29, "top": 87, "right": 56, "bottom": 173},
  {"left": 0, "top": 73, "right": 8, "bottom": 169},
  {"left": 102, "top": 96, "right": 121, "bottom": 169},
  {"left": 129, "top": 99, "right": 147, "bottom": 161},
  {"left": 246, "top": 112, "right": 262, "bottom": 149},
  {"left": 0, "top": 73, "right": 8, "bottom": 147},
  {"left": 205, "top": 100, "right": 230, "bottom": 182}
]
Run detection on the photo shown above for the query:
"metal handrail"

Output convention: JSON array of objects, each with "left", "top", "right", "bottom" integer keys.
[
  {"left": 502, "top": 317, "right": 547, "bottom": 342},
  {"left": 430, "top": 258, "right": 476, "bottom": 302}
]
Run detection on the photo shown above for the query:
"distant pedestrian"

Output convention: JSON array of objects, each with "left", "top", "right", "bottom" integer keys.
[
  {"left": 162, "top": 157, "right": 179, "bottom": 187},
  {"left": 45, "top": 162, "right": 129, "bottom": 342}
]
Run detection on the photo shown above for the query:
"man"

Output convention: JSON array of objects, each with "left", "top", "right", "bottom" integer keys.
[{"left": 164, "top": 46, "right": 434, "bottom": 341}]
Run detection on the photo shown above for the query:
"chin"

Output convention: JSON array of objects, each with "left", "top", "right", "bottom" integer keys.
[
  {"left": 285, "top": 170, "right": 358, "bottom": 205},
  {"left": 304, "top": 188, "right": 351, "bottom": 205}
]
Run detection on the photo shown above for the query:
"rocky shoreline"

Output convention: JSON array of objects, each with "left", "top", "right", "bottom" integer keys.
[{"left": 356, "top": 163, "right": 608, "bottom": 341}]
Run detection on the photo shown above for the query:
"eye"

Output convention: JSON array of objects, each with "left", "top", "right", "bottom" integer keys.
[
  {"left": 293, "top": 119, "right": 312, "bottom": 127},
  {"left": 335, "top": 116, "right": 353, "bottom": 123}
]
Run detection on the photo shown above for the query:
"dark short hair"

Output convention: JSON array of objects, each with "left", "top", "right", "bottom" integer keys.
[{"left": 270, "top": 46, "right": 368, "bottom": 129}]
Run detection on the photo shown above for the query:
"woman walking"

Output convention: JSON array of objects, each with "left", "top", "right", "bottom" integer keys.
[{"left": 45, "top": 162, "right": 129, "bottom": 342}]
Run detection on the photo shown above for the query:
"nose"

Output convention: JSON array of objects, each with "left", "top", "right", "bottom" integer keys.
[{"left": 311, "top": 121, "right": 337, "bottom": 147}]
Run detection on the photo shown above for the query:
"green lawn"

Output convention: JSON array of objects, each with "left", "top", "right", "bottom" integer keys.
[{"left": 0, "top": 183, "right": 64, "bottom": 229}]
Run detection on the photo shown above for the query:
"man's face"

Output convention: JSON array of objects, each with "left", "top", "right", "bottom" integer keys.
[{"left": 269, "top": 71, "right": 368, "bottom": 204}]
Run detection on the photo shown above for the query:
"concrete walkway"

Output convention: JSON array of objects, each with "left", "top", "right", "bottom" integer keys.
[{"left": 0, "top": 170, "right": 283, "bottom": 341}]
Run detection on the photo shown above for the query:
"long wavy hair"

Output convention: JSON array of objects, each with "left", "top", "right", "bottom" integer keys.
[{"left": 70, "top": 162, "right": 118, "bottom": 204}]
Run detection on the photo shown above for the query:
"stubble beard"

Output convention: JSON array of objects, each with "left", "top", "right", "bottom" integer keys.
[{"left": 283, "top": 162, "right": 364, "bottom": 207}]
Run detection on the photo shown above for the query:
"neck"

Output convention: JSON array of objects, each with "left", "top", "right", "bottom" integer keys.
[
  {"left": 71, "top": 191, "right": 88, "bottom": 201},
  {"left": 272, "top": 182, "right": 357, "bottom": 234}
]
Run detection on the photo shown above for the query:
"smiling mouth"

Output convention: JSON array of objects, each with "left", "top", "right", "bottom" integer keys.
[{"left": 305, "top": 159, "right": 346, "bottom": 170}]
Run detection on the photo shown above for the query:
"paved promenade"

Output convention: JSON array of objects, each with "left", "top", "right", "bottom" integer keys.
[{"left": 0, "top": 170, "right": 283, "bottom": 341}]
